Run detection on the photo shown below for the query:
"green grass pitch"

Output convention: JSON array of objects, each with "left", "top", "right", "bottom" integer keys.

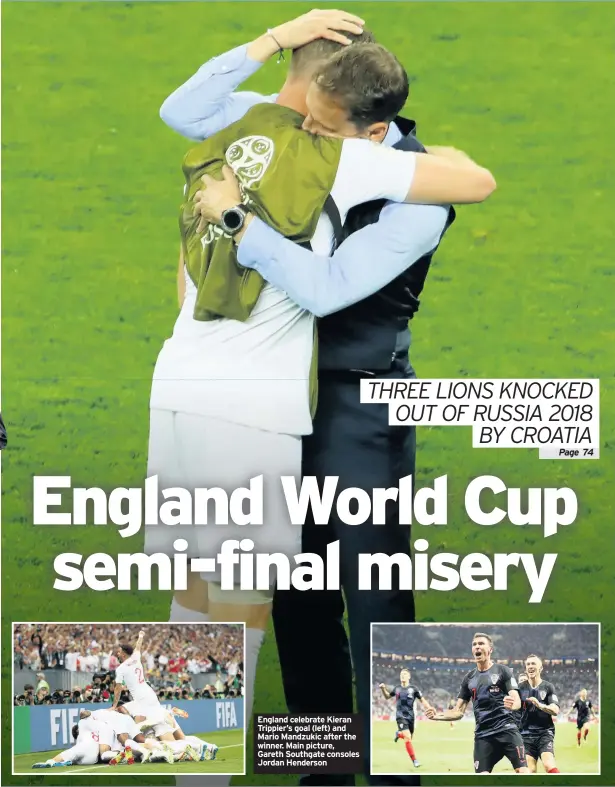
[
  {"left": 371, "top": 720, "right": 599, "bottom": 775},
  {"left": 2, "top": 1, "right": 614, "bottom": 785},
  {"left": 13, "top": 729, "right": 244, "bottom": 775}
]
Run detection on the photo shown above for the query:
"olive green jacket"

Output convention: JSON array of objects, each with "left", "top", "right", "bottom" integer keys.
[{"left": 179, "top": 103, "right": 342, "bottom": 323}]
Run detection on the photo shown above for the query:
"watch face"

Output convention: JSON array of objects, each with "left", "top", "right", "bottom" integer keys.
[{"left": 223, "top": 209, "right": 242, "bottom": 231}]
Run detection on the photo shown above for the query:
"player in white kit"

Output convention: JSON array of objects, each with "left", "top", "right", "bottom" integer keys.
[
  {"left": 88, "top": 707, "right": 168, "bottom": 765},
  {"left": 145, "top": 710, "right": 219, "bottom": 762},
  {"left": 112, "top": 629, "right": 164, "bottom": 725},
  {"left": 32, "top": 715, "right": 115, "bottom": 768}
]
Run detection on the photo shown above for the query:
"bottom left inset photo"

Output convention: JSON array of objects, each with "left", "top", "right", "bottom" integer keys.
[{"left": 12, "top": 621, "right": 245, "bottom": 775}]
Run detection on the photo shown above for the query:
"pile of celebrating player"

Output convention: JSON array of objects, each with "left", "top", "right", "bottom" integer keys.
[
  {"left": 33, "top": 630, "right": 219, "bottom": 768},
  {"left": 378, "top": 632, "right": 598, "bottom": 775}
]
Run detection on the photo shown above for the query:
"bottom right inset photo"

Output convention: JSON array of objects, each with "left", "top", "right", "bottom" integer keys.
[{"left": 371, "top": 622, "right": 599, "bottom": 776}]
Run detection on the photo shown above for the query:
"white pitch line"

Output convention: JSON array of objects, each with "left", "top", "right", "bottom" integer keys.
[{"left": 48, "top": 744, "right": 245, "bottom": 775}]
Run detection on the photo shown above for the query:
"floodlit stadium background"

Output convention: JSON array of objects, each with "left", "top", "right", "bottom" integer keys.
[
  {"left": 371, "top": 623, "right": 599, "bottom": 774},
  {"left": 2, "top": 2, "right": 614, "bottom": 785}
]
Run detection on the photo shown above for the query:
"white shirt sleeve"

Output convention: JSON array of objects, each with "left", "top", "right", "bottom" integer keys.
[
  {"left": 159, "top": 45, "right": 275, "bottom": 141},
  {"left": 332, "top": 139, "right": 416, "bottom": 219},
  {"left": 237, "top": 202, "right": 448, "bottom": 317}
]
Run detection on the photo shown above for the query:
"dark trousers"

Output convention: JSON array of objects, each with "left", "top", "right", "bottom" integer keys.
[{"left": 272, "top": 360, "right": 419, "bottom": 786}]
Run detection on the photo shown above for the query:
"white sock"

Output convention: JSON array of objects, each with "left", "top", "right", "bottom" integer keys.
[
  {"left": 184, "top": 736, "right": 205, "bottom": 758},
  {"left": 185, "top": 735, "right": 205, "bottom": 752},
  {"left": 125, "top": 739, "right": 146, "bottom": 757},
  {"left": 100, "top": 750, "right": 119, "bottom": 762},
  {"left": 148, "top": 740, "right": 163, "bottom": 750},
  {"left": 167, "top": 740, "right": 186, "bottom": 754},
  {"left": 169, "top": 598, "right": 210, "bottom": 622}
]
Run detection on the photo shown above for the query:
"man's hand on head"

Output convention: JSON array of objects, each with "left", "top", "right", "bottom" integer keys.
[
  {"left": 194, "top": 166, "right": 243, "bottom": 233},
  {"left": 271, "top": 10, "right": 365, "bottom": 49},
  {"left": 248, "top": 10, "right": 365, "bottom": 62}
]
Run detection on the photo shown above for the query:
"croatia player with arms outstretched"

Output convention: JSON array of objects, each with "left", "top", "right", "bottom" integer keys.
[
  {"left": 378, "top": 667, "right": 433, "bottom": 768},
  {"left": 427, "top": 632, "right": 531, "bottom": 774},
  {"left": 112, "top": 629, "right": 164, "bottom": 726}
]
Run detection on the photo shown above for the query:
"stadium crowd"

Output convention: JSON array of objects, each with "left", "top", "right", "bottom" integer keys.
[
  {"left": 372, "top": 624, "right": 599, "bottom": 720},
  {"left": 372, "top": 623, "right": 598, "bottom": 660},
  {"left": 372, "top": 662, "right": 599, "bottom": 719},
  {"left": 14, "top": 623, "right": 243, "bottom": 706}
]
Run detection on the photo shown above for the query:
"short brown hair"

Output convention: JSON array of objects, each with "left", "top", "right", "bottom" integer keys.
[
  {"left": 473, "top": 632, "right": 493, "bottom": 647},
  {"left": 312, "top": 43, "right": 409, "bottom": 129},
  {"left": 290, "top": 28, "right": 376, "bottom": 75},
  {"left": 525, "top": 653, "right": 542, "bottom": 664}
]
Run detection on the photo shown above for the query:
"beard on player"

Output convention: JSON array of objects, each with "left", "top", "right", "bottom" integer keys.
[{"left": 115, "top": 644, "right": 133, "bottom": 663}]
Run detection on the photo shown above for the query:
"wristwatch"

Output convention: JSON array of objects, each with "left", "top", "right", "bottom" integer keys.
[{"left": 220, "top": 203, "right": 250, "bottom": 237}]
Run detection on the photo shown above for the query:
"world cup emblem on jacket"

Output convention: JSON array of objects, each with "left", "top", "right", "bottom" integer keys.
[{"left": 225, "top": 136, "right": 275, "bottom": 201}]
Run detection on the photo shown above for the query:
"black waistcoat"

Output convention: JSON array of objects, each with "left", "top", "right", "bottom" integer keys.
[{"left": 318, "top": 117, "right": 456, "bottom": 371}]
